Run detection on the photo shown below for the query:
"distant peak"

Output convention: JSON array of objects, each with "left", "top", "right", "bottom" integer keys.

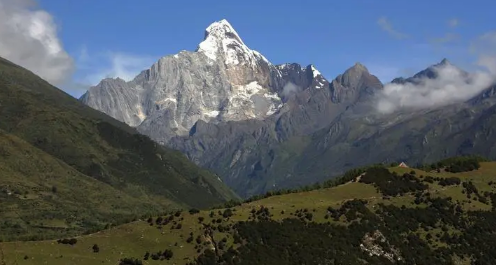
[
  {"left": 345, "top": 62, "right": 369, "bottom": 74},
  {"left": 430, "top": 58, "right": 453, "bottom": 69},
  {"left": 353, "top": 62, "right": 367, "bottom": 70},
  {"left": 101, "top": 77, "right": 126, "bottom": 83},
  {"left": 333, "top": 62, "right": 374, "bottom": 88},
  {"left": 439, "top": 58, "right": 450, "bottom": 65}
]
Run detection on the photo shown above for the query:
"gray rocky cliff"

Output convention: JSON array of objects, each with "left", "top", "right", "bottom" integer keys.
[
  {"left": 80, "top": 19, "right": 286, "bottom": 144},
  {"left": 167, "top": 63, "right": 384, "bottom": 197},
  {"left": 80, "top": 17, "right": 385, "bottom": 197}
]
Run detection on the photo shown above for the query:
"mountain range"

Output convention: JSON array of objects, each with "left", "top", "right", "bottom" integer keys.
[{"left": 80, "top": 19, "right": 496, "bottom": 198}]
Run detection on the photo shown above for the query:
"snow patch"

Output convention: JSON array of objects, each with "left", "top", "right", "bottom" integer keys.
[
  {"left": 253, "top": 51, "right": 271, "bottom": 66},
  {"left": 197, "top": 37, "right": 218, "bottom": 61},
  {"left": 276, "top": 63, "right": 290, "bottom": 69},
  {"left": 203, "top": 110, "right": 220, "bottom": 118},
  {"left": 266, "top": 102, "right": 283, "bottom": 116},
  {"left": 228, "top": 81, "right": 282, "bottom": 118},
  {"left": 315, "top": 80, "right": 325, "bottom": 89},
  {"left": 197, "top": 19, "right": 242, "bottom": 62},
  {"left": 155, "top": 98, "right": 177, "bottom": 105},
  {"left": 232, "top": 81, "right": 264, "bottom": 104},
  {"left": 311, "top": 64, "right": 321, "bottom": 78}
]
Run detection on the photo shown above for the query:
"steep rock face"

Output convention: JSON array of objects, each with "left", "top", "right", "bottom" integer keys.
[
  {"left": 274, "top": 63, "right": 383, "bottom": 139},
  {"left": 168, "top": 63, "right": 384, "bottom": 197},
  {"left": 467, "top": 85, "right": 496, "bottom": 105},
  {"left": 331, "top": 63, "right": 382, "bottom": 104},
  {"left": 277, "top": 62, "right": 496, "bottom": 185},
  {"left": 81, "top": 19, "right": 285, "bottom": 143},
  {"left": 79, "top": 78, "right": 144, "bottom": 127}
]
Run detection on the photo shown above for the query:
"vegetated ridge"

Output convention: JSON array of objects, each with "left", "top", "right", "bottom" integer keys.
[
  {"left": 0, "top": 57, "right": 238, "bottom": 242},
  {"left": 2, "top": 156, "right": 495, "bottom": 265}
]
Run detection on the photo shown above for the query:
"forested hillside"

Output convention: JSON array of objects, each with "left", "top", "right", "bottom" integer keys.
[
  {"left": 2, "top": 156, "right": 495, "bottom": 265},
  {"left": 0, "top": 57, "right": 238, "bottom": 241}
]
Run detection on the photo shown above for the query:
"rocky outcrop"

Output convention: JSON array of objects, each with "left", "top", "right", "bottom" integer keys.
[{"left": 360, "top": 230, "right": 402, "bottom": 262}]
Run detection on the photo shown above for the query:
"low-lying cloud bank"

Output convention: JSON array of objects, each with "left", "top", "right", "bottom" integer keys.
[{"left": 376, "top": 32, "right": 496, "bottom": 114}]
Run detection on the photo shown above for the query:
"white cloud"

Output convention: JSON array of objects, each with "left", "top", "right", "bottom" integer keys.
[
  {"left": 0, "top": 0, "right": 154, "bottom": 98},
  {"left": 470, "top": 31, "right": 496, "bottom": 55},
  {"left": 0, "top": 0, "right": 74, "bottom": 85},
  {"left": 281, "top": 82, "right": 301, "bottom": 98},
  {"left": 430, "top": 33, "right": 460, "bottom": 44},
  {"left": 377, "top": 17, "right": 409, "bottom": 40},
  {"left": 376, "top": 31, "right": 496, "bottom": 114},
  {"left": 471, "top": 32, "right": 496, "bottom": 74},
  {"left": 448, "top": 18, "right": 459, "bottom": 28}
]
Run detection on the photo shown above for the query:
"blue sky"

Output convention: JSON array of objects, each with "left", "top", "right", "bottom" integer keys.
[{"left": 2, "top": 0, "right": 495, "bottom": 98}]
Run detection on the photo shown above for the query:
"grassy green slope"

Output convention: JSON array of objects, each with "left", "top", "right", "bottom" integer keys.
[
  {"left": 0, "top": 57, "right": 238, "bottom": 241},
  {"left": 4, "top": 160, "right": 496, "bottom": 264},
  {"left": 0, "top": 129, "right": 178, "bottom": 241}
]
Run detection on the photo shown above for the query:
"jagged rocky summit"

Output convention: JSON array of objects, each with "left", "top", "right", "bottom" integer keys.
[
  {"left": 79, "top": 19, "right": 387, "bottom": 197},
  {"left": 80, "top": 19, "right": 327, "bottom": 144}
]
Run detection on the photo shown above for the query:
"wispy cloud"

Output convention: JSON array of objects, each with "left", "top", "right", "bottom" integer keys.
[
  {"left": 448, "top": 18, "right": 459, "bottom": 28},
  {"left": 77, "top": 50, "right": 157, "bottom": 86},
  {"left": 375, "top": 31, "right": 496, "bottom": 114},
  {"left": 78, "top": 45, "right": 89, "bottom": 63},
  {"left": 425, "top": 19, "right": 461, "bottom": 45},
  {"left": 470, "top": 31, "right": 496, "bottom": 73},
  {"left": 0, "top": 0, "right": 74, "bottom": 85},
  {"left": 430, "top": 33, "right": 460, "bottom": 44},
  {"left": 377, "top": 16, "right": 409, "bottom": 40}
]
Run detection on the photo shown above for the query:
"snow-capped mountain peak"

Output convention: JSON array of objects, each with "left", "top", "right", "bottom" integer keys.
[
  {"left": 204, "top": 19, "right": 245, "bottom": 46},
  {"left": 80, "top": 19, "right": 332, "bottom": 144},
  {"left": 196, "top": 19, "right": 269, "bottom": 67}
]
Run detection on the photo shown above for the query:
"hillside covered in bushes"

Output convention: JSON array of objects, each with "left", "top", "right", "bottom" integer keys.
[{"left": 2, "top": 156, "right": 496, "bottom": 265}]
